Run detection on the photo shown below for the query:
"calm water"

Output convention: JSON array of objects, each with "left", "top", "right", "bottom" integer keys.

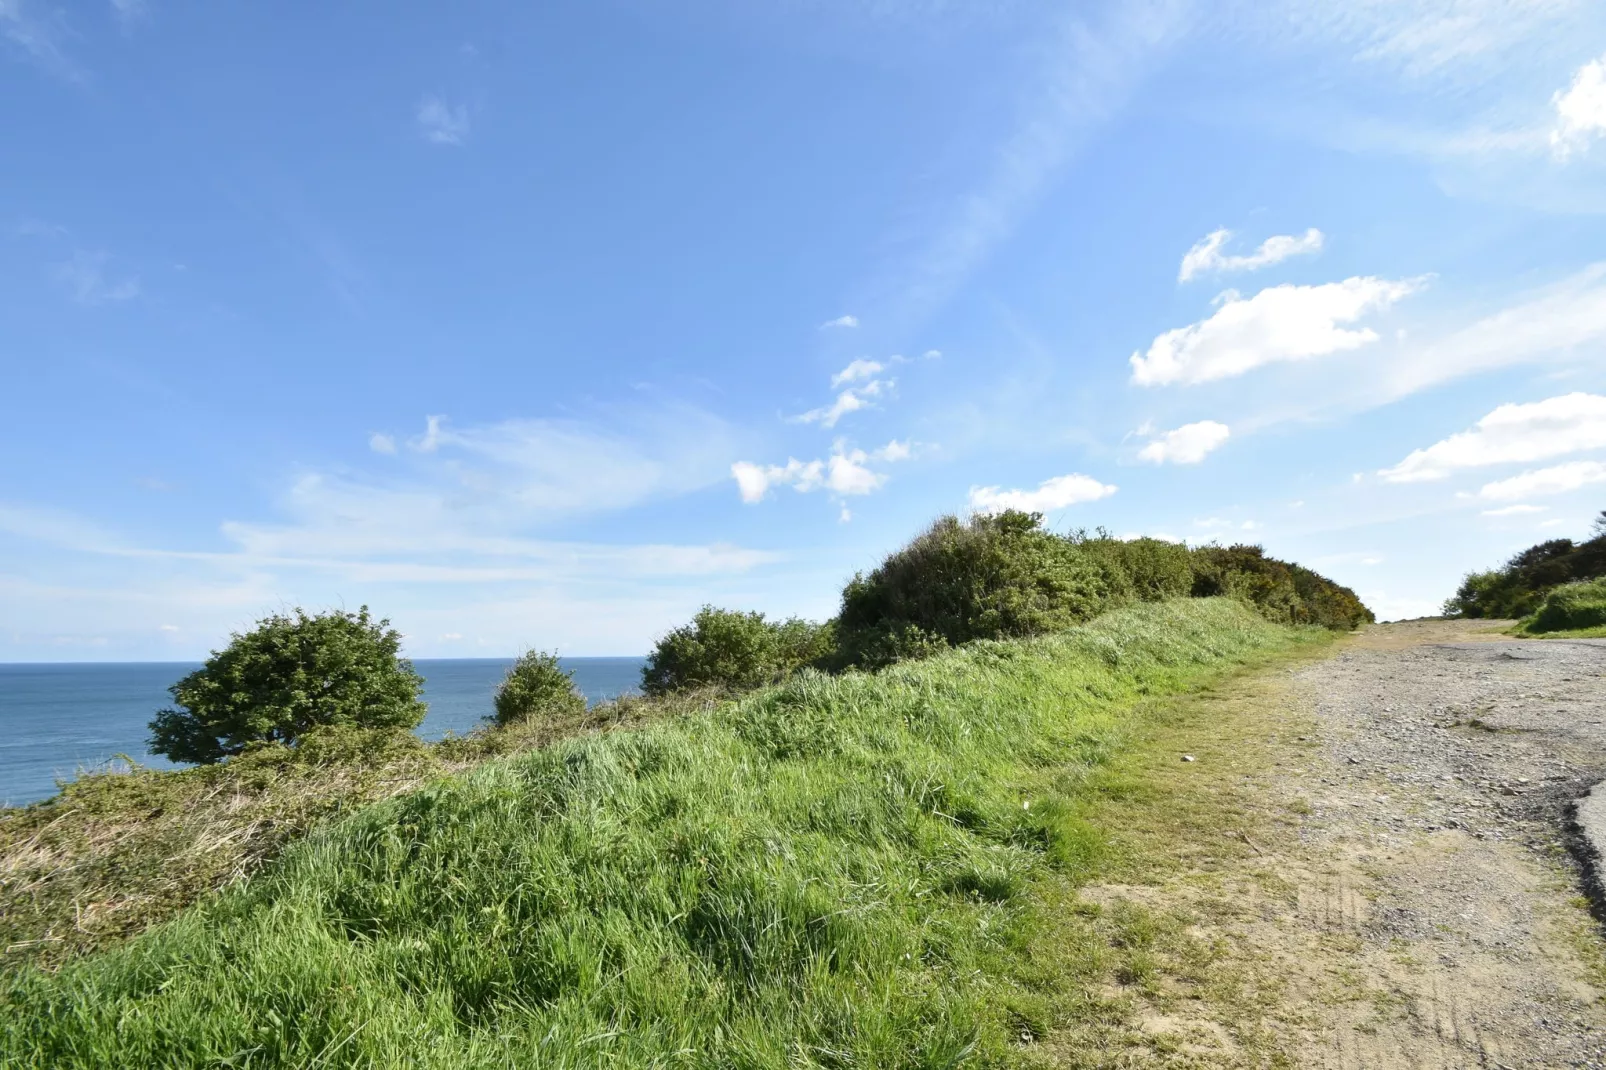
[{"left": 0, "top": 658, "right": 644, "bottom": 807}]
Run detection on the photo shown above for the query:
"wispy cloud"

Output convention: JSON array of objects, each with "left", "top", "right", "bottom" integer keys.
[
  {"left": 819, "top": 314, "right": 859, "bottom": 329},
  {"left": 1379, "top": 392, "right": 1606, "bottom": 482},
  {"left": 1137, "top": 420, "right": 1231, "bottom": 464},
  {"left": 0, "top": 0, "right": 81, "bottom": 80},
  {"left": 417, "top": 95, "right": 470, "bottom": 145},
  {"left": 52, "top": 250, "right": 139, "bottom": 304},
  {"left": 1551, "top": 51, "right": 1606, "bottom": 158},
  {"left": 1131, "top": 276, "right": 1422, "bottom": 386},
  {"left": 968, "top": 473, "right": 1117, "bottom": 514},
  {"left": 830, "top": 358, "right": 884, "bottom": 388},
  {"left": 1481, "top": 503, "right": 1547, "bottom": 516},
  {"left": 792, "top": 378, "right": 892, "bottom": 428},
  {"left": 1178, "top": 228, "right": 1324, "bottom": 282},
  {"left": 108, "top": 0, "right": 147, "bottom": 28},
  {"left": 732, "top": 440, "right": 913, "bottom": 504}
]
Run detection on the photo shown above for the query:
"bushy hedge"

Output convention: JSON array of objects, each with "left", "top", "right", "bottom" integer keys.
[
  {"left": 834, "top": 512, "right": 1122, "bottom": 668},
  {"left": 642, "top": 606, "right": 833, "bottom": 696},
  {"left": 1523, "top": 576, "right": 1606, "bottom": 634},
  {"left": 1445, "top": 515, "right": 1606, "bottom": 619},
  {"left": 1190, "top": 544, "right": 1375, "bottom": 631},
  {"left": 830, "top": 512, "right": 1369, "bottom": 670}
]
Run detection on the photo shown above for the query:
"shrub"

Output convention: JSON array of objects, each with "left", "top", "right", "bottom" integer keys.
[
  {"left": 1444, "top": 517, "right": 1606, "bottom": 618},
  {"left": 1074, "top": 534, "right": 1194, "bottom": 603},
  {"left": 1189, "top": 544, "right": 1373, "bottom": 631},
  {"left": 491, "top": 650, "right": 586, "bottom": 727},
  {"left": 642, "top": 606, "right": 831, "bottom": 696},
  {"left": 1524, "top": 577, "right": 1606, "bottom": 633},
  {"left": 147, "top": 607, "right": 426, "bottom": 765},
  {"left": 834, "top": 511, "right": 1121, "bottom": 668}
]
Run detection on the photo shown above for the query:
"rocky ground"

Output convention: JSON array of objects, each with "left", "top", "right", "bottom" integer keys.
[{"left": 1069, "top": 620, "right": 1606, "bottom": 1069}]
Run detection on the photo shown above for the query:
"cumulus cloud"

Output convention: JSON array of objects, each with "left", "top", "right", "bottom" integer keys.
[
  {"left": 793, "top": 379, "right": 891, "bottom": 428},
  {"left": 1478, "top": 460, "right": 1606, "bottom": 501},
  {"left": 418, "top": 96, "right": 470, "bottom": 145},
  {"left": 820, "top": 314, "right": 859, "bottom": 329},
  {"left": 368, "top": 432, "right": 397, "bottom": 455},
  {"left": 1130, "top": 276, "right": 1421, "bottom": 387},
  {"left": 1137, "top": 420, "right": 1231, "bottom": 464},
  {"left": 1379, "top": 393, "right": 1606, "bottom": 482},
  {"left": 968, "top": 473, "right": 1117, "bottom": 514},
  {"left": 1552, "top": 52, "right": 1606, "bottom": 158},
  {"left": 830, "top": 358, "right": 884, "bottom": 388},
  {"left": 1178, "top": 228, "right": 1324, "bottom": 283},
  {"left": 731, "top": 440, "right": 914, "bottom": 503}
]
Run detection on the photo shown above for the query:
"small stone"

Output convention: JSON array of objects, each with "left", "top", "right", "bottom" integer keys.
[{"left": 1181, "top": 754, "right": 1196, "bottom": 763}]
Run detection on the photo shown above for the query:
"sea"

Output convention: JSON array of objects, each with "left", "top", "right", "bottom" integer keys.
[{"left": 0, "top": 657, "right": 645, "bottom": 808}]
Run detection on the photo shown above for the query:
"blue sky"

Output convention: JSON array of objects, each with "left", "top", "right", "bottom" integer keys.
[{"left": 4, "top": 1, "right": 1606, "bottom": 660}]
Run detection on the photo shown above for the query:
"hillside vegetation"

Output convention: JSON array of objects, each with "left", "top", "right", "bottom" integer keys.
[
  {"left": 1, "top": 599, "right": 1323, "bottom": 1068},
  {"left": 1445, "top": 511, "right": 1606, "bottom": 621}
]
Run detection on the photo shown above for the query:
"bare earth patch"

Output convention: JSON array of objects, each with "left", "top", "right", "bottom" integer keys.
[{"left": 1050, "top": 620, "right": 1606, "bottom": 1069}]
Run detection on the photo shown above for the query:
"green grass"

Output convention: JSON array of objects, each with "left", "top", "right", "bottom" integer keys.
[{"left": 0, "top": 599, "right": 1318, "bottom": 1068}]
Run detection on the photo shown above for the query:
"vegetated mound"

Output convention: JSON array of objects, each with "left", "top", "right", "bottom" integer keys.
[
  {"left": 1445, "top": 511, "right": 1606, "bottom": 620},
  {"left": 0, "top": 599, "right": 1313, "bottom": 1069},
  {"left": 831, "top": 511, "right": 1369, "bottom": 668},
  {"left": 1519, "top": 576, "right": 1606, "bottom": 635}
]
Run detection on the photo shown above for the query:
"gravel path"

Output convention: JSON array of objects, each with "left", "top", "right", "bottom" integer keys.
[{"left": 1288, "top": 621, "right": 1606, "bottom": 1068}]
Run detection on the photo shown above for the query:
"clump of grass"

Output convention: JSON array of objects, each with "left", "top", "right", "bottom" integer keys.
[
  {"left": 1, "top": 599, "right": 1314, "bottom": 1068},
  {"left": 0, "top": 692, "right": 686, "bottom": 971},
  {"left": 1515, "top": 576, "right": 1606, "bottom": 636}
]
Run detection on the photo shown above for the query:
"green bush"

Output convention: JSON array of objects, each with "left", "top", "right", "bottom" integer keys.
[
  {"left": 834, "top": 511, "right": 1121, "bottom": 668},
  {"left": 491, "top": 650, "right": 586, "bottom": 727},
  {"left": 1189, "top": 544, "right": 1373, "bottom": 631},
  {"left": 1444, "top": 517, "right": 1606, "bottom": 618},
  {"left": 642, "top": 606, "right": 831, "bottom": 696},
  {"left": 1075, "top": 534, "right": 1195, "bottom": 603},
  {"left": 148, "top": 607, "right": 426, "bottom": 765},
  {"left": 1524, "top": 577, "right": 1606, "bottom": 633}
]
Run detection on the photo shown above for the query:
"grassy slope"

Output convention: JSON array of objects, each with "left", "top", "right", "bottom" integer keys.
[{"left": 2, "top": 599, "right": 1322, "bottom": 1068}]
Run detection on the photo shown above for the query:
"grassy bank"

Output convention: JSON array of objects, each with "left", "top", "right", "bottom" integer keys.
[{"left": 2, "top": 599, "right": 1324, "bottom": 1068}]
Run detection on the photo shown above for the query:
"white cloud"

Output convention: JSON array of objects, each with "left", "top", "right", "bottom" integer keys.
[
  {"left": 53, "top": 250, "right": 139, "bottom": 304},
  {"left": 109, "top": 0, "right": 147, "bottom": 26},
  {"left": 1478, "top": 460, "right": 1606, "bottom": 501},
  {"left": 968, "top": 473, "right": 1117, "bottom": 514},
  {"left": 732, "top": 440, "right": 914, "bottom": 503},
  {"left": 820, "top": 314, "right": 859, "bottom": 329},
  {"left": 1380, "top": 393, "right": 1606, "bottom": 482},
  {"left": 1178, "top": 228, "right": 1324, "bottom": 282},
  {"left": 1481, "top": 504, "right": 1548, "bottom": 516},
  {"left": 1131, "top": 276, "right": 1421, "bottom": 386},
  {"left": 1137, "top": 420, "right": 1231, "bottom": 464},
  {"left": 830, "top": 358, "right": 883, "bottom": 387},
  {"left": 418, "top": 96, "right": 470, "bottom": 145},
  {"left": 1551, "top": 52, "right": 1606, "bottom": 157},
  {"left": 368, "top": 432, "right": 397, "bottom": 455},
  {"left": 793, "top": 379, "right": 890, "bottom": 428},
  {"left": 923, "top": 349, "right": 942, "bottom": 360}
]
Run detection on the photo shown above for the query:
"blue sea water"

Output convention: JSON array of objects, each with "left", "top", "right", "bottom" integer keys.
[{"left": 0, "top": 658, "right": 644, "bottom": 808}]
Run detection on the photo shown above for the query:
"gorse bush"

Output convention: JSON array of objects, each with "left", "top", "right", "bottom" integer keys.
[
  {"left": 1190, "top": 544, "right": 1374, "bottom": 631},
  {"left": 147, "top": 607, "right": 426, "bottom": 764},
  {"left": 1523, "top": 576, "right": 1606, "bottom": 634},
  {"left": 1445, "top": 512, "right": 1606, "bottom": 619},
  {"left": 642, "top": 605, "right": 832, "bottom": 695},
  {"left": 832, "top": 511, "right": 1370, "bottom": 668},
  {"left": 491, "top": 650, "right": 585, "bottom": 727},
  {"left": 835, "top": 511, "right": 1121, "bottom": 668}
]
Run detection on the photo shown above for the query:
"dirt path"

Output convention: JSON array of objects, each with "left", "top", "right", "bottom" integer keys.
[
  {"left": 1063, "top": 621, "right": 1606, "bottom": 1068},
  {"left": 1283, "top": 622, "right": 1606, "bottom": 1068}
]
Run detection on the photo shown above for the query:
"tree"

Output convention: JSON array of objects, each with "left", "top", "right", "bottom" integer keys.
[
  {"left": 642, "top": 606, "right": 830, "bottom": 696},
  {"left": 148, "top": 607, "right": 426, "bottom": 764},
  {"left": 492, "top": 650, "right": 586, "bottom": 727}
]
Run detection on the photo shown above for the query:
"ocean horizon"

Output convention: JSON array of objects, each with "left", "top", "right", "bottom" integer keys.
[{"left": 0, "top": 657, "right": 645, "bottom": 808}]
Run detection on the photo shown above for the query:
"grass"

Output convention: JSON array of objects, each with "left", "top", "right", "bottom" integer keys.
[{"left": 0, "top": 599, "right": 1324, "bottom": 1068}]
